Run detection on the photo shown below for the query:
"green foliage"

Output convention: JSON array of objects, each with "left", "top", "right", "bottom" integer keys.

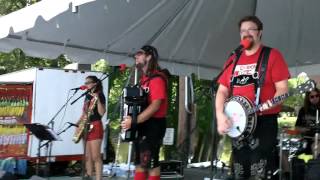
[
  {"left": 91, "top": 59, "right": 110, "bottom": 73},
  {"left": 193, "top": 75, "right": 213, "bottom": 134},
  {"left": 0, "top": 49, "right": 71, "bottom": 75},
  {"left": 162, "top": 75, "right": 179, "bottom": 159},
  {"left": 0, "top": 0, "right": 38, "bottom": 15},
  {"left": 163, "top": 74, "right": 214, "bottom": 161},
  {"left": 283, "top": 78, "right": 305, "bottom": 114},
  {"left": 192, "top": 75, "right": 214, "bottom": 162},
  {"left": 107, "top": 69, "right": 129, "bottom": 130}
]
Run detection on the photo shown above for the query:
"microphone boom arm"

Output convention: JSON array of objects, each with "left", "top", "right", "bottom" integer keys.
[
  {"left": 70, "top": 70, "right": 116, "bottom": 105},
  {"left": 47, "top": 89, "right": 79, "bottom": 125}
]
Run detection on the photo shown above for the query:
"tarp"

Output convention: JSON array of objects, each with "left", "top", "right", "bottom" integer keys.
[{"left": 0, "top": 0, "right": 319, "bottom": 80}]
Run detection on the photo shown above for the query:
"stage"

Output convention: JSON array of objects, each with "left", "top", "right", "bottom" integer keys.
[{"left": 16, "top": 167, "right": 229, "bottom": 180}]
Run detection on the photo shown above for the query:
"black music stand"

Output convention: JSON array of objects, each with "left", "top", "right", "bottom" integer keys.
[{"left": 25, "top": 123, "right": 62, "bottom": 176}]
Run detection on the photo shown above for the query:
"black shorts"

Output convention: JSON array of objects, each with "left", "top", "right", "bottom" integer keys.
[{"left": 134, "top": 117, "right": 166, "bottom": 169}]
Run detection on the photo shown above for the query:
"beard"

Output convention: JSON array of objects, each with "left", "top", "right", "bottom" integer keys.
[
  {"left": 135, "top": 59, "right": 148, "bottom": 75},
  {"left": 135, "top": 62, "right": 144, "bottom": 69}
]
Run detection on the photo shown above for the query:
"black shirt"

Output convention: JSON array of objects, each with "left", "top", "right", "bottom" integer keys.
[
  {"left": 296, "top": 106, "right": 320, "bottom": 137},
  {"left": 84, "top": 92, "right": 106, "bottom": 122}
]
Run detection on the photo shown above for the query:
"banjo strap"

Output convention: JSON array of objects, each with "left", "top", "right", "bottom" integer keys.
[
  {"left": 254, "top": 46, "right": 271, "bottom": 105},
  {"left": 230, "top": 46, "right": 271, "bottom": 105}
]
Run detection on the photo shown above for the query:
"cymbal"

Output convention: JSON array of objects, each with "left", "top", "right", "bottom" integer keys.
[{"left": 304, "top": 136, "right": 320, "bottom": 140}]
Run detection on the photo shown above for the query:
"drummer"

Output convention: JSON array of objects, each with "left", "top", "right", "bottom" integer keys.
[{"left": 295, "top": 88, "right": 320, "bottom": 156}]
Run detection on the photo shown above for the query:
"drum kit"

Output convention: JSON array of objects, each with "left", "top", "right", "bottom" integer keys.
[
  {"left": 279, "top": 128, "right": 307, "bottom": 155},
  {"left": 278, "top": 123, "right": 320, "bottom": 180}
]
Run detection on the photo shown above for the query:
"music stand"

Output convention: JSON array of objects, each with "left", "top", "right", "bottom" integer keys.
[{"left": 25, "top": 123, "right": 62, "bottom": 176}]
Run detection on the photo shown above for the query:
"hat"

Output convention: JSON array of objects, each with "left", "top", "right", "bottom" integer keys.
[{"left": 139, "top": 45, "right": 158, "bottom": 60}]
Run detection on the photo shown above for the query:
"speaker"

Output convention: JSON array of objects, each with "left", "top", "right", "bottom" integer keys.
[
  {"left": 160, "top": 160, "right": 183, "bottom": 178},
  {"left": 291, "top": 157, "right": 305, "bottom": 180},
  {"left": 0, "top": 170, "right": 17, "bottom": 180},
  {"left": 305, "top": 159, "right": 320, "bottom": 180}
]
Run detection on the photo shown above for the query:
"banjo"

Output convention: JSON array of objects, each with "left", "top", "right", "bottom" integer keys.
[{"left": 224, "top": 79, "right": 316, "bottom": 140}]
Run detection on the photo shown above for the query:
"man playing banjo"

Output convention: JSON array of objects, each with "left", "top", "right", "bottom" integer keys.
[{"left": 215, "top": 16, "right": 290, "bottom": 180}]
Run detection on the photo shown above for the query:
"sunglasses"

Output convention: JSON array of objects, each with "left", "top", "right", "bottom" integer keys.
[
  {"left": 309, "top": 95, "right": 319, "bottom": 99},
  {"left": 85, "top": 81, "right": 94, "bottom": 85}
]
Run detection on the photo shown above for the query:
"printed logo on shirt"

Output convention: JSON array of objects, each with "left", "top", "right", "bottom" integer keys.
[{"left": 232, "top": 63, "right": 257, "bottom": 87}]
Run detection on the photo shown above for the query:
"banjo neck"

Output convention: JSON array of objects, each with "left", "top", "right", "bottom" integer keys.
[
  {"left": 247, "top": 92, "right": 291, "bottom": 115},
  {"left": 247, "top": 79, "right": 315, "bottom": 115}
]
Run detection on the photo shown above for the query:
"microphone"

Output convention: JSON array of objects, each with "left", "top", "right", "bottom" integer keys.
[
  {"left": 119, "top": 64, "right": 126, "bottom": 72},
  {"left": 67, "top": 122, "right": 79, "bottom": 127},
  {"left": 70, "top": 85, "right": 87, "bottom": 91},
  {"left": 230, "top": 38, "right": 252, "bottom": 56}
]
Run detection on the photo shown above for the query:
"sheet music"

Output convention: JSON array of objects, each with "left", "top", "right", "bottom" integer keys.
[{"left": 46, "top": 128, "right": 62, "bottom": 141}]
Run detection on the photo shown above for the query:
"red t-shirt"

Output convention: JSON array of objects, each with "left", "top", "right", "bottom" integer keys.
[
  {"left": 140, "top": 71, "right": 168, "bottom": 118},
  {"left": 218, "top": 45, "right": 290, "bottom": 115}
]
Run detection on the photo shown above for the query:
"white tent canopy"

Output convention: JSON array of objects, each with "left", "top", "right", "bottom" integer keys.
[{"left": 0, "top": 0, "right": 320, "bottom": 80}]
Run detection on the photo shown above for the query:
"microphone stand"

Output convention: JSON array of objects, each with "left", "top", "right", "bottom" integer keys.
[
  {"left": 108, "top": 66, "right": 135, "bottom": 178},
  {"left": 126, "top": 67, "right": 139, "bottom": 180},
  {"left": 48, "top": 89, "right": 80, "bottom": 125},
  {"left": 38, "top": 123, "right": 76, "bottom": 178},
  {"left": 40, "top": 123, "right": 75, "bottom": 151},
  {"left": 210, "top": 81, "right": 218, "bottom": 180},
  {"left": 213, "top": 49, "right": 242, "bottom": 85},
  {"left": 41, "top": 89, "right": 80, "bottom": 177},
  {"left": 208, "top": 50, "right": 241, "bottom": 180}
]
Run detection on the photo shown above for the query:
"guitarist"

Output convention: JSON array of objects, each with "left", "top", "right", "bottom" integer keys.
[
  {"left": 215, "top": 16, "right": 290, "bottom": 180},
  {"left": 121, "top": 45, "right": 168, "bottom": 180}
]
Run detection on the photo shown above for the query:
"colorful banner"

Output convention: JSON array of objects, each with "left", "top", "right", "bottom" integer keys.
[{"left": 0, "top": 84, "right": 33, "bottom": 158}]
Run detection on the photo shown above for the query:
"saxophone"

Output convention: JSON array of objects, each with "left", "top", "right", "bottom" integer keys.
[{"left": 72, "top": 93, "right": 98, "bottom": 143}]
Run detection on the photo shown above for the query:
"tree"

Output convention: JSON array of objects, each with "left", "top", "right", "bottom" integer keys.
[
  {"left": 0, "top": 49, "right": 71, "bottom": 75},
  {"left": 283, "top": 78, "right": 305, "bottom": 115},
  {"left": 0, "top": 0, "right": 38, "bottom": 15}
]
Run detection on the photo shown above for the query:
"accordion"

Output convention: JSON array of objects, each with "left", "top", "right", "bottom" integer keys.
[{"left": 120, "top": 85, "right": 147, "bottom": 141}]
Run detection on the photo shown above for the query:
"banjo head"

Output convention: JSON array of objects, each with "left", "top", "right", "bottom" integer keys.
[{"left": 224, "top": 96, "right": 256, "bottom": 139}]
